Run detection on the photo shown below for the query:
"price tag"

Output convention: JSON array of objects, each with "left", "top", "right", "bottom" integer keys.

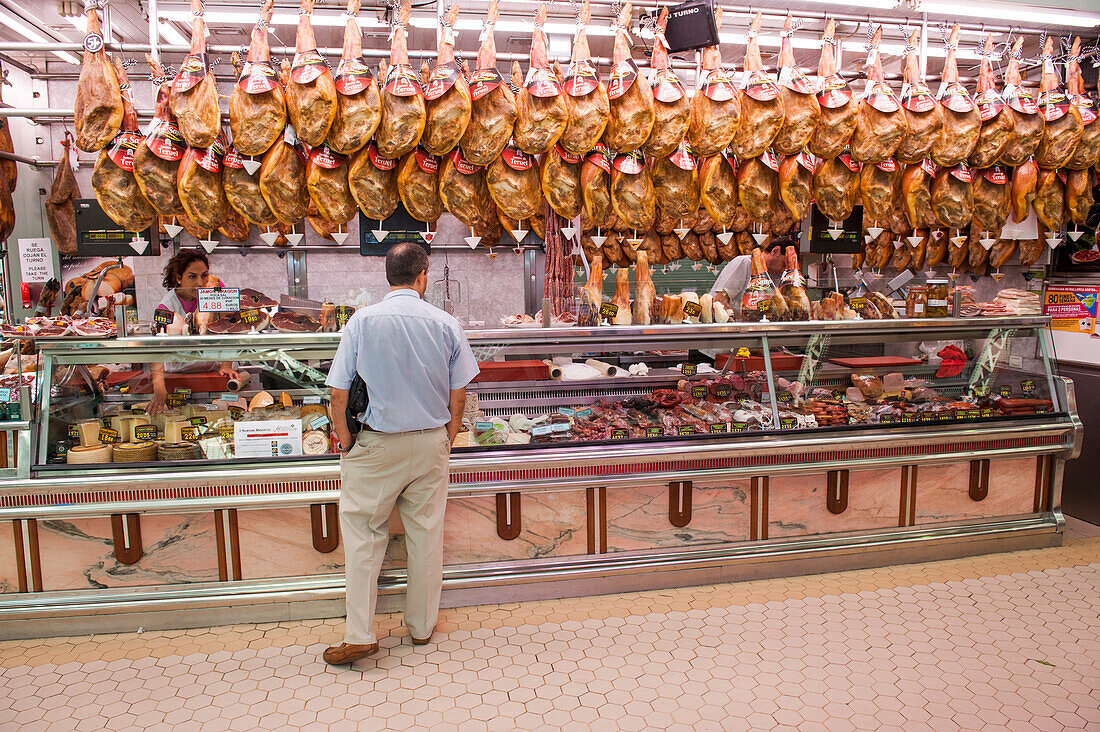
[
  {"left": 709, "top": 423, "right": 728, "bottom": 434},
  {"left": 691, "top": 385, "right": 707, "bottom": 399},
  {"left": 336, "top": 305, "right": 355, "bottom": 329},
  {"left": 558, "top": 407, "right": 576, "bottom": 417},
  {"left": 609, "top": 428, "right": 628, "bottom": 440},
  {"left": 188, "top": 416, "right": 207, "bottom": 426},
  {"left": 936, "top": 411, "right": 952, "bottom": 421},
  {"left": 309, "top": 414, "right": 330, "bottom": 431},
  {"left": 965, "top": 409, "right": 980, "bottom": 420},
  {"left": 919, "top": 412, "right": 933, "bottom": 422},
  {"left": 166, "top": 394, "right": 186, "bottom": 408},
  {"left": 681, "top": 364, "right": 698, "bottom": 377},
  {"left": 780, "top": 417, "right": 797, "bottom": 430},
  {"left": 999, "top": 386, "right": 1012, "bottom": 397},
  {"left": 646, "top": 426, "right": 664, "bottom": 439},
  {"left": 0, "top": 388, "right": 10, "bottom": 402},
  {"left": 901, "top": 413, "right": 918, "bottom": 423},
  {"left": 99, "top": 428, "right": 120, "bottom": 444},
  {"left": 731, "top": 422, "right": 747, "bottom": 432},
  {"left": 677, "top": 425, "right": 696, "bottom": 436},
  {"left": 241, "top": 309, "right": 261, "bottom": 325},
  {"left": 972, "top": 384, "right": 990, "bottom": 397},
  {"left": 153, "top": 308, "right": 174, "bottom": 326},
  {"left": 879, "top": 414, "right": 897, "bottom": 424},
  {"left": 173, "top": 388, "right": 192, "bottom": 397},
  {"left": 197, "top": 288, "right": 241, "bottom": 313},
  {"left": 228, "top": 406, "right": 244, "bottom": 419},
  {"left": 777, "top": 392, "right": 792, "bottom": 403},
  {"left": 714, "top": 385, "right": 732, "bottom": 398},
  {"left": 134, "top": 425, "right": 158, "bottom": 441},
  {"left": 219, "top": 426, "right": 235, "bottom": 440},
  {"left": 181, "top": 426, "right": 200, "bottom": 442},
  {"left": 1021, "top": 379, "right": 1036, "bottom": 395},
  {"left": 67, "top": 424, "right": 80, "bottom": 439},
  {"left": 303, "top": 396, "right": 322, "bottom": 405},
  {"left": 575, "top": 408, "right": 593, "bottom": 419},
  {"left": 531, "top": 423, "right": 554, "bottom": 437},
  {"left": 682, "top": 301, "right": 702, "bottom": 318},
  {"left": 474, "top": 421, "right": 494, "bottom": 435},
  {"left": 130, "top": 407, "right": 146, "bottom": 415},
  {"left": 599, "top": 302, "right": 619, "bottom": 320},
  {"left": 981, "top": 407, "right": 994, "bottom": 418}
]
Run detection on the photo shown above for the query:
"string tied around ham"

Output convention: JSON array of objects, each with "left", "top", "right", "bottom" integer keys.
[
  {"left": 938, "top": 23, "right": 956, "bottom": 51},
  {"left": 780, "top": 18, "right": 804, "bottom": 39},
  {"left": 83, "top": 0, "right": 104, "bottom": 12},
  {"left": 864, "top": 23, "right": 880, "bottom": 50},
  {"left": 193, "top": 0, "right": 205, "bottom": 19}
]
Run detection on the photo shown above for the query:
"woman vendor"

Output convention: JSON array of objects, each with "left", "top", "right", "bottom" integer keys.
[{"left": 148, "top": 250, "right": 244, "bottom": 415}]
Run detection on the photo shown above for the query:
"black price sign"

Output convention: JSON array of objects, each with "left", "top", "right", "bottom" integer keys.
[
  {"left": 780, "top": 417, "right": 797, "bottom": 430},
  {"left": 130, "top": 407, "right": 146, "bottom": 415},
  {"left": 181, "top": 426, "right": 200, "bottom": 442},
  {"left": 682, "top": 301, "right": 702, "bottom": 318},
  {"left": 879, "top": 414, "right": 897, "bottom": 424},
  {"left": 937, "top": 411, "right": 952, "bottom": 421},
  {"left": 981, "top": 407, "right": 994, "bottom": 418},
  {"left": 600, "top": 302, "right": 619, "bottom": 319},
  {"left": 173, "top": 388, "right": 192, "bottom": 397},
  {"left": 189, "top": 416, "right": 207, "bottom": 426},
  {"left": 678, "top": 425, "right": 696, "bottom": 436},
  {"left": 609, "top": 428, "right": 628, "bottom": 440},
  {"left": 166, "top": 394, "right": 186, "bottom": 408},
  {"left": 965, "top": 409, "right": 980, "bottom": 420},
  {"left": 919, "top": 412, "right": 933, "bottom": 422},
  {"left": 99, "top": 428, "right": 120, "bottom": 444},
  {"left": 901, "top": 413, "right": 918, "bottom": 423},
  {"left": 153, "top": 309, "right": 174, "bottom": 326},
  {"left": 691, "top": 385, "right": 708, "bottom": 399},
  {"left": 134, "top": 425, "right": 158, "bottom": 441},
  {"left": 228, "top": 406, "right": 244, "bottom": 419},
  {"left": 681, "top": 364, "right": 698, "bottom": 376},
  {"left": 777, "top": 392, "right": 792, "bottom": 403},
  {"left": 731, "top": 422, "right": 747, "bottom": 432},
  {"left": 219, "top": 426, "right": 235, "bottom": 440},
  {"left": 336, "top": 305, "right": 355, "bottom": 329},
  {"left": 709, "top": 423, "right": 728, "bottom": 434},
  {"left": 1021, "top": 379, "right": 1036, "bottom": 395},
  {"left": 67, "top": 424, "right": 80, "bottom": 439},
  {"left": 999, "top": 386, "right": 1012, "bottom": 397},
  {"left": 646, "top": 426, "right": 664, "bottom": 439},
  {"left": 972, "top": 384, "right": 990, "bottom": 397},
  {"left": 849, "top": 297, "right": 867, "bottom": 311},
  {"left": 714, "top": 385, "right": 732, "bottom": 398},
  {"left": 241, "top": 309, "right": 261, "bottom": 325}
]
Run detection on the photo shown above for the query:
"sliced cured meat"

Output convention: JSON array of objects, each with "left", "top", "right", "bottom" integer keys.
[
  {"left": 240, "top": 288, "right": 278, "bottom": 309},
  {"left": 229, "top": 0, "right": 287, "bottom": 157},
  {"left": 731, "top": 13, "right": 783, "bottom": 159},
  {"left": 895, "top": 29, "right": 943, "bottom": 164},
  {"left": 421, "top": 4, "right": 469, "bottom": 156},
  {"left": 513, "top": 5, "right": 568, "bottom": 155},
  {"left": 642, "top": 7, "right": 689, "bottom": 158},
  {"left": 808, "top": 20, "right": 857, "bottom": 159},
  {"left": 326, "top": 0, "right": 381, "bottom": 155},
  {"left": 272, "top": 310, "right": 322, "bottom": 332},
  {"left": 773, "top": 15, "right": 820, "bottom": 156},
  {"left": 604, "top": 3, "right": 654, "bottom": 153}
]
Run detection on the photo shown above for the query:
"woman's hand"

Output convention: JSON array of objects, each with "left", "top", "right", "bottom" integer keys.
[
  {"left": 219, "top": 365, "right": 244, "bottom": 383},
  {"left": 148, "top": 382, "right": 168, "bottom": 416}
]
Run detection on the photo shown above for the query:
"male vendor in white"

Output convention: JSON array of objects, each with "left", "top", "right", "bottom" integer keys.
[{"left": 323, "top": 243, "right": 479, "bottom": 665}]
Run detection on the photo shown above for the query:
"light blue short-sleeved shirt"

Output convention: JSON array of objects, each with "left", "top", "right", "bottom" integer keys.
[{"left": 325, "top": 289, "right": 480, "bottom": 433}]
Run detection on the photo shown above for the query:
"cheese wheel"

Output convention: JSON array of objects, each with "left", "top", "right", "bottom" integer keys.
[
  {"left": 302, "top": 430, "right": 330, "bottom": 455},
  {"left": 299, "top": 404, "right": 327, "bottom": 420},
  {"left": 67, "top": 443, "right": 113, "bottom": 464},
  {"left": 111, "top": 441, "right": 158, "bottom": 463}
]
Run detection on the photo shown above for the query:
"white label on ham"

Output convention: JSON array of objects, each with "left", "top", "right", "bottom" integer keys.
[
  {"left": 525, "top": 66, "right": 562, "bottom": 98},
  {"left": 172, "top": 54, "right": 207, "bottom": 93},
  {"left": 450, "top": 148, "right": 482, "bottom": 174},
  {"left": 703, "top": 68, "right": 738, "bottom": 102},
  {"left": 501, "top": 145, "right": 534, "bottom": 171},
  {"left": 975, "top": 88, "right": 1006, "bottom": 121},
  {"left": 310, "top": 144, "right": 347, "bottom": 170},
  {"left": 949, "top": 164, "right": 972, "bottom": 183},
  {"left": 817, "top": 74, "right": 852, "bottom": 109},
  {"left": 238, "top": 60, "right": 280, "bottom": 94},
  {"left": 291, "top": 49, "right": 329, "bottom": 85},
  {"left": 900, "top": 81, "right": 937, "bottom": 113},
  {"left": 554, "top": 144, "right": 583, "bottom": 165},
  {"left": 1038, "top": 90, "right": 1070, "bottom": 122},
  {"left": 1002, "top": 84, "right": 1040, "bottom": 115},
  {"left": 606, "top": 59, "right": 639, "bottom": 100},
  {"left": 368, "top": 143, "right": 397, "bottom": 171},
  {"left": 864, "top": 82, "right": 900, "bottom": 113},
  {"left": 334, "top": 58, "right": 374, "bottom": 97},
  {"left": 468, "top": 67, "right": 504, "bottom": 101},
  {"left": 669, "top": 140, "right": 695, "bottom": 171},
  {"left": 385, "top": 64, "right": 424, "bottom": 98},
  {"left": 742, "top": 70, "right": 780, "bottom": 102},
  {"left": 651, "top": 68, "right": 685, "bottom": 103},
  {"left": 1071, "top": 95, "right": 1096, "bottom": 125},
  {"left": 145, "top": 118, "right": 186, "bottom": 162},
  {"left": 415, "top": 148, "right": 439, "bottom": 174},
  {"left": 937, "top": 81, "right": 975, "bottom": 113},
  {"left": 423, "top": 63, "right": 460, "bottom": 100},
  {"left": 564, "top": 60, "right": 599, "bottom": 97},
  {"left": 778, "top": 65, "right": 815, "bottom": 94},
  {"left": 106, "top": 131, "right": 143, "bottom": 171},
  {"left": 982, "top": 166, "right": 1008, "bottom": 185}
]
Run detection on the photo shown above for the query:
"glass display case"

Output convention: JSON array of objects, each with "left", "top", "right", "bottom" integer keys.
[{"left": 28, "top": 317, "right": 1068, "bottom": 474}]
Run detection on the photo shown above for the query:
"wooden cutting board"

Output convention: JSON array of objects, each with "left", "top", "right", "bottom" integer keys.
[{"left": 828, "top": 357, "right": 923, "bottom": 368}]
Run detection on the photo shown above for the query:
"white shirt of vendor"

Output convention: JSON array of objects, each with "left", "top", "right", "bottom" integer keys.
[
  {"left": 154, "top": 290, "right": 218, "bottom": 373},
  {"left": 326, "top": 289, "right": 480, "bottom": 433},
  {"left": 709, "top": 255, "right": 753, "bottom": 303}
]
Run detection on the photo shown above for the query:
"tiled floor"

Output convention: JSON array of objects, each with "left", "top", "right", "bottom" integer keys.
[{"left": 3, "top": 529, "right": 1100, "bottom": 731}]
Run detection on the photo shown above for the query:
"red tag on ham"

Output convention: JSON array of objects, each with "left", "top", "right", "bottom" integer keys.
[
  {"left": 106, "top": 130, "right": 142, "bottom": 171},
  {"left": 291, "top": 49, "right": 328, "bottom": 85},
  {"left": 238, "top": 60, "right": 280, "bottom": 94},
  {"left": 949, "top": 164, "right": 972, "bottom": 183},
  {"left": 564, "top": 60, "right": 599, "bottom": 97},
  {"left": 554, "top": 144, "right": 583, "bottom": 165},
  {"left": 450, "top": 148, "right": 482, "bottom": 174},
  {"left": 702, "top": 68, "right": 737, "bottom": 102},
  {"left": 501, "top": 144, "right": 534, "bottom": 171},
  {"left": 193, "top": 138, "right": 225, "bottom": 174},
  {"left": 839, "top": 152, "right": 860, "bottom": 172},
  {"left": 817, "top": 74, "right": 852, "bottom": 109},
  {"left": 920, "top": 159, "right": 936, "bottom": 176},
  {"left": 525, "top": 66, "right": 562, "bottom": 99},
  {"left": 760, "top": 150, "right": 780, "bottom": 172},
  {"left": 145, "top": 118, "right": 185, "bottom": 162},
  {"left": 423, "top": 63, "right": 460, "bottom": 101},
  {"left": 587, "top": 144, "right": 612, "bottom": 173},
  {"left": 223, "top": 146, "right": 246, "bottom": 169},
  {"left": 864, "top": 82, "right": 900, "bottom": 113},
  {"left": 607, "top": 59, "right": 639, "bottom": 101},
  {"left": 778, "top": 65, "right": 815, "bottom": 95},
  {"left": 743, "top": 71, "right": 780, "bottom": 102},
  {"left": 310, "top": 143, "right": 346, "bottom": 170},
  {"left": 796, "top": 151, "right": 818, "bottom": 173},
  {"left": 334, "top": 58, "right": 374, "bottom": 97},
  {"left": 415, "top": 148, "right": 439, "bottom": 174},
  {"left": 612, "top": 150, "right": 646, "bottom": 174},
  {"left": 975, "top": 88, "right": 1005, "bottom": 121},
  {"left": 1072, "top": 95, "right": 1097, "bottom": 125},
  {"left": 982, "top": 166, "right": 1008, "bottom": 185},
  {"left": 172, "top": 54, "right": 207, "bottom": 93},
  {"left": 385, "top": 64, "right": 423, "bottom": 98},
  {"left": 1038, "top": 90, "right": 1070, "bottom": 122},
  {"left": 900, "top": 82, "right": 937, "bottom": 113},
  {"left": 368, "top": 142, "right": 396, "bottom": 171},
  {"left": 1002, "top": 84, "right": 1040, "bottom": 115},
  {"left": 938, "top": 82, "right": 975, "bottom": 113},
  {"left": 876, "top": 157, "right": 897, "bottom": 173},
  {"left": 468, "top": 67, "right": 503, "bottom": 101},
  {"left": 669, "top": 140, "right": 695, "bottom": 171},
  {"left": 651, "top": 68, "right": 685, "bottom": 103}
]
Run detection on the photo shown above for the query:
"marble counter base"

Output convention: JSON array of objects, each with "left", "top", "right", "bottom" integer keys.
[
  {"left": 916, "top": 459, "right": 1036, "bottom": 523},
  {"left": 769, "top": 469, "right": 901, "bottom": 539},
  {"left": 605, "top": 481, "right": 751, "bottom": 553}
]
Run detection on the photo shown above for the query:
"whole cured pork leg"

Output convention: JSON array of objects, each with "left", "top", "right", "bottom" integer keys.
[
  {"left": 133, "top": 56, "right": 185, "bottom": 216},
  {"left": 559, "top": 0, "right": 609, "bottom": 156},
  {"left": 860, "top": 157, "right": 901, "bottom": 223},
  {"left": 259, "top": 65, "right": 309, "bottom": 226},
  {"left": 1035, "top": 37, "right": 1083, "bottom": 169},
  {"left": 397, "top": 148, "right": 443, "bottom": 223},
  {"left": 169, "top": 0, "right": 221, "bottom": 149},
  {"left": 655, "top": 142, "right": 701, "bottom": 219},
  {"left": 487, "top": 137, "right": 542, "bottom": 220},
  {"left": 687, "top": 7, "right": 738, "bottom": 158},
  {"left": 1032, "top": 168, "right": 1064, "bottom": 231},
  {"left": 808, "top": 20, "right": 857, "bottom": 159},
  {"left": 306, "top": 143, "right": 357, "bottom": 224},
  {"left": 931, "top": 164, "right": 974, "bottom": 230},
  {"left": 609, "top": 152, "right": 656, "bottom": 231},
  {"left": 999, "top": 38, "right": 1045, "bottom": 167},
  {"left": 514, "top": 3, "right": 568, "bottom": 155},
  {"left": 1010, "top": 160, "right": 1038, "bottom": 223},
  {"left": 441, "top": 148, "right": 496, "bottom": 228},
  {"left": 285, "top": 0, "right": 338, "bottom": 148},
  {"left": 850, "top": 27, "right": 907, "bottom": 164},
  {"left": 581, "top": 145, "right": 614, "bottom": 229},
  {"left": 349, "top": 141, "right": 399, "bottom": 221},
  {"left": 460, "top": 0, "right": 516, "bottom": 165},
  {"left": 773, "top": 15, "right": 820, "bottom": 156},
  {"left": 731, "top": 13, "right": 784, "bottom": 159},
  {"left": 1065, "top": 37, "right": 1100, "bottom": 170},
  {"left": 74, "top": 1, "right": 122, "bottom": 152},
  {"left": 738, "top": 154, "right": 779, "bottom": 224},
  {"left": 224, "top": 145, "right": 278, "bottom": 226},
  {"left": 778, "top": 153, "right": 814, "bottom": 222},
  {"left": 930, "top": 25, "right": 981, "bottom": 168},
  {"left": 642, "top": 7, "right": 689, "bottom": 158},
  {"left": 230, "top": 0, "right": 287, "bottom": 157},
  {"left": 901, "top": 162, "right": 937, "bottom": 230},
  {"left": 378, "top": 1, "right": 426, "bottom": 159},
  {"left": 895, "top": 29, "right": 943, "bottom": 164},
  {"left": 46, "top": 134, "right": 80, "bottom": 255},
  {"left": 327, "top": 0, "right": 382, "bottom": 155},
  {"left": 970, "top": 166, "right": 1010, "bottom": 233},
  {"left": 421, "top": 4, "right": 471, "bottom": 156},
  {"left": 813, "top": 153, "right": 859, "bottom": 222},
  {"left": 604, "top": 3, "right": 654, "bottom": 153},
  {"left": 1066, "top": 168, "right": 1094, "bottom": 226},
  {"left": 633, "top": 250, "right": 657, "bottom": 325},
  {"left": 968, "top": 36, "right": 1014, "bottom": 169},
  {"left": 541, "top": 143, "right": 583, "bottom": 220}
]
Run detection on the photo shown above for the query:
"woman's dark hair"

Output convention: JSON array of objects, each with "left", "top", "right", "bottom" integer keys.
[
  {"left": 385, "top": 243, "right": 429, "bottom": 286},
  {"left": 162, "top": 249, "right": 210, "bottom": 290}
]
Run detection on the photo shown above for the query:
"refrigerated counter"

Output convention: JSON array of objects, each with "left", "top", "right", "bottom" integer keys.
[{"left": 0, "top": 317, "right": 1081, "bottom": 638}]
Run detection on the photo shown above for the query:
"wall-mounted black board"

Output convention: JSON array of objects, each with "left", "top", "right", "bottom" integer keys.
[
  {"left": 73, "top": 199, "right": 158, "bottom": 257},
  {"left": 806, "top": 204, "right": 864, "bottom": 254},
  {"left": 358, "top": 206, "right": 431, "bottom": 256}
]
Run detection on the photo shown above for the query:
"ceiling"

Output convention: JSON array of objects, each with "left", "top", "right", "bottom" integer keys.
[{"left": 0, "top": 0, "right": 1097, "bottom": 86}]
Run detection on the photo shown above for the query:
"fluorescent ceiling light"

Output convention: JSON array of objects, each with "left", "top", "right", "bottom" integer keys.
[
  {"left": 160, "top": 10, "right": 385, "bottom": 28},
  {"left": 919, "top": 0, "right": 1100, "bottom": 27},
  {"left": 158, "top": 20, "right": 190, "bottom": 47},
  {"left": 3, "top": 12, "right": 81, "bottom": 65}
]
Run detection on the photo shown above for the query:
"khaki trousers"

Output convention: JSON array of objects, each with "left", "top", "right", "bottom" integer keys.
[{"left": 339, "top": 426, "right": 450, "bottom": 645}]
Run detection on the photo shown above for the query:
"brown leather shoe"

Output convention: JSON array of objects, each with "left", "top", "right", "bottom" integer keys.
[
  {"left": 322, "top": 642, "right": 379, "bottom": 665},
  {"left": 411, "top": 632, "right": 433, "bottom": 646}
]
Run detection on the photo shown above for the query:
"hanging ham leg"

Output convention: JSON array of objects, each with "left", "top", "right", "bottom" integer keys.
[
  {"left": 738, "top": 154, "right": 779, "bottom": 224},
  {"left": 731, "top": 13, "right": 784, "bottom": 159},
  {"left": 327, "top": 0, "right": 381, "bottom": 155},
  {"left": 609, "top": 152, "right": 656, "bottom": 231},
  {"left": 633, "top": 249, "right": 657, "bottom": 325},
  {"left": 460, "top": 0, "right": 516, "bottom": 165},
  {"left": 971, "top": 167, "right": 1010, "bottom": 233},
  {"left": 901, "top": 162, "right": 936, "bottom": 230},
  {"left": 74, "top": 1, "right": 122, "bottom": 152},
  {"left": 377, "top": 0, "right": 426, "bottom": 159},
  {"left": 931, "top": 164, "right": 974, "bottom": 230},
  {"left": 1032, "top": 169, "right": 1065, "bottom": 231},
  {"left": 687, "top": 7, "right": 738, "bottom": 158},
  {"left": 1010, "top": 159, "right": 1038, "bottom": 223},
  {"left": 1035, "top": 37, "right": 1083, "bottom": 170},
  {"left": 604, "top": 3, "right": 654, "bottom": 153},
  {"left": 656, "top": 142, "right": 701, "bottom": 219},
  {"left": 397, "top": 148, "right": 443, "bottom": 223},
  {"left": 230, "top": 0, "right": 287, "bottom": 157},
  {"left": 422, "top": 4, "right": 470, "bottom": 156},
  {"left": 1000, "top": 38, "right": 1045, "bottom": 167},
  {"left": 813, "top": 153, "right": 859, "bottom": 222},
  {"left": 969, "top": 36, "right": 1014, "bottom": 169},
  {"left": 47, "top": 134, "right": 80, "bottom": 255},
  {"left": 581, "top": 146, "right": 614, "bottom": 229},
  {"left": 559, "top": 0, "right": 609, "bottom": 156},
  {"left": 306, "top": 144, "right": 357, "bottom": 225},
  {"left": 808, "top": 20, "right": 857, "bottom": 159},
  {"left": 778, "top": 153, "right": 814, "bottom": 222},
  {"left": 514, "top": 2, "right": 568, "bottom": 155},
  {"left": 487, "top": 135, "right": 542, "bottom": 220},
  {"left": 1066, "top": 168, "right": 1094, "bottom": 226},
  {"left": 92, "top": 58, "right": 156, "bottom": 232},
  {"left": 441, "top": 148, "right": 497, "bottom": 232},
  {"left": 860, "top": 157, "right": 901, "bottom": 223},
  {"left": 134, "top": 56, "right": 184, "bottom": 216},
  {"left": 895, "top": 29, "right": 943, "bottom": 164},
  {"left": 1066, "top": 37, "right": 1100, "bottom": 170},
  {"left": 851, "top": 27, "right": 907, "bottom": 164},
  {"left": 930, "top": 25, "right": 981, "bottom": 167},
  {"left": 224, "top": 146, "right": 278, "bottom": 226},
  {"left": 541, "top": 143, "right": 583, "bottom": 220},
  {"left": 285, "top": 0, "right": 338, "bottom": 147},
  {"left": 349, "top": 141, "right": 399, "bottom": 221},
  {"left": 259, "top": 63, "right": 309, "bottom": 226},
  {"left": 169, "top": 0, "right": 221, "bottom": 149},
  {"left": 643, "top": 7, "right": 689, "bottom": 158},
  {"left": 773, "top": 15, "right": 820, "bottom": 156}
]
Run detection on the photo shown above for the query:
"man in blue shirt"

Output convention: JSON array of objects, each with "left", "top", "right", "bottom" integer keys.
[{"left": 323, "top": 243, "right": 479, "bottom": 666}]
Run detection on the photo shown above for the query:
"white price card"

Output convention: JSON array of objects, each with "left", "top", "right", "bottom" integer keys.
[
  {"left": 18, "top": 238, "right": 55, "bottom": 283},
  {"left": 197, "top": 288, "right": 241, "bottom": 313}
]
